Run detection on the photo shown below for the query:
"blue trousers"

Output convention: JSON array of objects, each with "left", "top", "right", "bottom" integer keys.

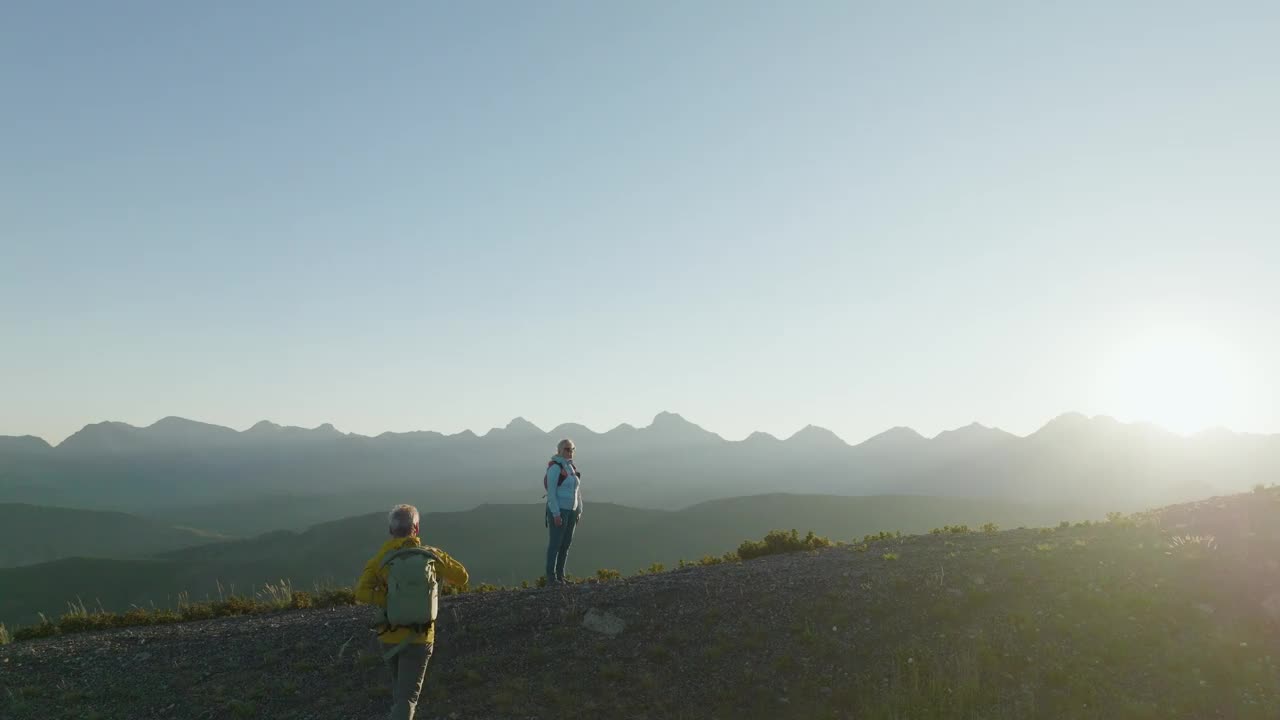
[{"left": 546, "top": 509, "right": 579, "bottom": 581}]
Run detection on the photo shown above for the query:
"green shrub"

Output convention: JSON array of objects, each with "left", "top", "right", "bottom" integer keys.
[
  {"left": 981, "top": 522, "right": 999, "bottom": 534},
  {"left": 0, "top": 622, "right": 10, "bottom": 645},
  {"left": 638, "top": 562, "right": 666, "bottom": 575},
  {"left": 737, "top": 529, "right": 833, "bottom": 560},
  {"left": 315, "top": 587, "right": 356, "bottom": 606},
  {"left": 882, "top": 553, "right": 899, "bottom": 561},
  {"left": 13, "top": 617, "right": 57, "bottom": 642},
  {"left": 596, "top": 568, "right": 623, "bottom": 581}
]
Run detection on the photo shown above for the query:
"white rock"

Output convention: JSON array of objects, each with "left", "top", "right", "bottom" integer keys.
[{"left": 582, "top": 608, "right": 626, "bottom": 637}]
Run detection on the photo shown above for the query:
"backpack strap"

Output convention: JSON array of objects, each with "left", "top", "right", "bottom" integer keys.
[
  {"left": 555, "top": 458, "right": 586, "bottom": 486},
  {"left": 378, "top": 547, "right": 439, "bottom": 570}
]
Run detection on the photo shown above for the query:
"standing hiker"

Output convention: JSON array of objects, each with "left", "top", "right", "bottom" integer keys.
[
  {"left": 545, "top": 438, "right": 583, "bottom": 585},
  {"left": 356, "top": 504, "right": 469, "bottom": 720}
]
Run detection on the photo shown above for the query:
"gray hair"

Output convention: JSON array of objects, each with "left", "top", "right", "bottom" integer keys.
[
  {"left": 388, "top": 504, "right": 419, "bottom": 537},
  {"left": 557, "top": 438, "right": 575, "bottom": 453}
]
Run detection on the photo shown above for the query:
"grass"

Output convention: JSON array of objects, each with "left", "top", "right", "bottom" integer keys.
[
  {"left": 737, "top": 529, "right": 833, "bottom": 560},
  {"left": 0, "top": 527, "right": 837, "bottom": 644},
  {"left": 9, "top": 583, "right": 359, "bottom": 642},
  {"left": 6, "top": 489, "right": 1280, "bottom": 719}
]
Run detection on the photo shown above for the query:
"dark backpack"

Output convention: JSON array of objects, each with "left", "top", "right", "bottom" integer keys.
[{"left": 542, "top": 459, "right": 579, "bottom": 491}]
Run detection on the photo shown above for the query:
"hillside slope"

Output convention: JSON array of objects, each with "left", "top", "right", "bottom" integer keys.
[
  {"left": 3, "top": 489, "right": 1278, "bottom": 719},
  {"left": 0, "top": 494, "right": 1083, "bottom": 626},
  {"left": 0, "top": 504, "right": 224, "bottom": 568}
]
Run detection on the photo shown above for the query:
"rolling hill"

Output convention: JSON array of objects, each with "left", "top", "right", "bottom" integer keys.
[
  {"left": 0, "top": 494, "right": 1086, "bottom": 627},
  {"left": 3, "top": 487, "right": 1277, "bottom": 719},
  {"left": 0, "top": 504, "right": 225, "bottom": 568}
]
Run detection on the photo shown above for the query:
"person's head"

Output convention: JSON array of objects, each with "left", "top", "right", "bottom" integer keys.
[
  {"left": 388, "top": 504, "right": 420, "bottom": 538},
  {"left": 557, "top": 438, "right": 576, "bottom": 460}
]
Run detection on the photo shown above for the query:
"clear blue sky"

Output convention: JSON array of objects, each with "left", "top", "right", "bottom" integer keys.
[{"left": 3, "top": 1, "right": 1277, "bottom": 444}]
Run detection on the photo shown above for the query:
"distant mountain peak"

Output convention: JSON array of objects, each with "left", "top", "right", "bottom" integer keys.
[
  {"left": 741, "top": 430, "right": 781, "bottom": 443},
  {"left": 644, "top": 412, "right": 722, "bottom": 442},
  {"left": 856, "top": 426, "right": 926, "bottom": 450},
  {"left": 246, "top": 420, "right": 281, "bottom": 433},
  {"left": 551, "top": 422, "right": 595, "bottom": 439},
  {"left": 505, "top": 417, "right": 541, "bottom": 431},
  {"left": 786, "top": 425, "right": 847, "bottom": 446},
  {"left": 933, "top": 421, "right": 1014, "bottom": 440},
  {"left": 1041, "top": 411, "right": 1090, "bottom": 429},
  {"left": 147, "top": 416, "right": 238, "bottom": 436},
  {"left": 0, "top": 435, "right": 53, "bottom": 452},
  {"left": 57, "top": 421, "right": 141, "bottom": 451}
]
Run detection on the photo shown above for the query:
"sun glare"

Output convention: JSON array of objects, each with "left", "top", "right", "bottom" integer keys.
[{"left": 1094, "top": 326, "right": 1249, "bottom": 435}]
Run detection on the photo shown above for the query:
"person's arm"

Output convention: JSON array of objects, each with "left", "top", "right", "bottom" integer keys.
[
  {"left": 431, "top": 548, "right": 470, "bottom": 590},
  {"left": 354, "top": 555, "right": 384, "bottom": 605},
  {"left": 546, "top": 463, "right": 562, "bottom": 516}
]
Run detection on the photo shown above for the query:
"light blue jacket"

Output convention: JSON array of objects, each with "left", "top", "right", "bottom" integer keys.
[{"left": 545, "top": 455, "right": 582, "bottom": 516}]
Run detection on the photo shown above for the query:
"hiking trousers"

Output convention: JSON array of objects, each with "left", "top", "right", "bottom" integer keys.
[
  {"left": 546, "top": 508, "right": 579, "bottom": 581},
  {"left": 386, "top": 642, "right": 433, "bottom": 720}
]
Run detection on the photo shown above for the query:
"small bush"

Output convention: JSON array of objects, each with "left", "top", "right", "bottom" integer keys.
[
  {"left": 882, "top": 553, "right": 900, "bottom": 561},
  {"left": 0, "top": 622, "right": 10, "bottom": 645},
  {"left": 638, "top": 562, "right": 665, "bottom": 575},
  {"left": 981, "top": 522, "right": 999, "bottom": 534},
  {"left": 13, "top": 618, "right": 57, "bottom": 642},
  {"left": 595, "top": 568, "right": 623, "bottom": 582},
  {"left": 316, "top": 587, "right": 356, "bottom": 606},
  {"left": 700, "top": 551, "right": 741, "bottom": 565},
  {"left": 1058, "top": 520, "right": 1071, "bottom": 529},
  {"left": 738, "top": 529, "right": 833, "bottom": 560}
]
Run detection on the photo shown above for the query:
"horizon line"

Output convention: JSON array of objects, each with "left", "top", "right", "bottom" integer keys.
[{"left": 4, "top": 411, "right": 1269, "bottom": 450}]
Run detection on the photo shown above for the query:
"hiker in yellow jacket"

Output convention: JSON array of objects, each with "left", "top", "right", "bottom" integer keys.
[{"left": 356, "top": 504, "right": 469, "bottom": 720}]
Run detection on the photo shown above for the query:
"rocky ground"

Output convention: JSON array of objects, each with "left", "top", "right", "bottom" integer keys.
[{"left": 4, "top": 488, "right": 1280, "bottom": 719}]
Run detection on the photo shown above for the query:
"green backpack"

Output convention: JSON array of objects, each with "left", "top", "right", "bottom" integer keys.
[{"left": 378, "top": 547, "right": 440, "bottom": 658}]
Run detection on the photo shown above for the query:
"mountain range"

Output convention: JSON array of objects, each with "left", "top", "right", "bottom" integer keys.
[{"left": 1, "top": 412, "right": 1276, "bottom": 534}]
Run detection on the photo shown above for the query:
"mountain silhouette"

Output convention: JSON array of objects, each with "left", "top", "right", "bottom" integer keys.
[{"left": 1, "top": 412, "right": 1276, "bottom": 534}]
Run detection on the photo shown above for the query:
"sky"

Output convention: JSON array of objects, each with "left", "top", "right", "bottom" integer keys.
[{"left": 2, "top": 1, "right": 1277, "bottom": 445}]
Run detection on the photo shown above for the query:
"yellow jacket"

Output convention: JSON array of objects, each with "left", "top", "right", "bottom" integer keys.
[{"left": 355, "top": 536, "right": 469, "bottom": 645}]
